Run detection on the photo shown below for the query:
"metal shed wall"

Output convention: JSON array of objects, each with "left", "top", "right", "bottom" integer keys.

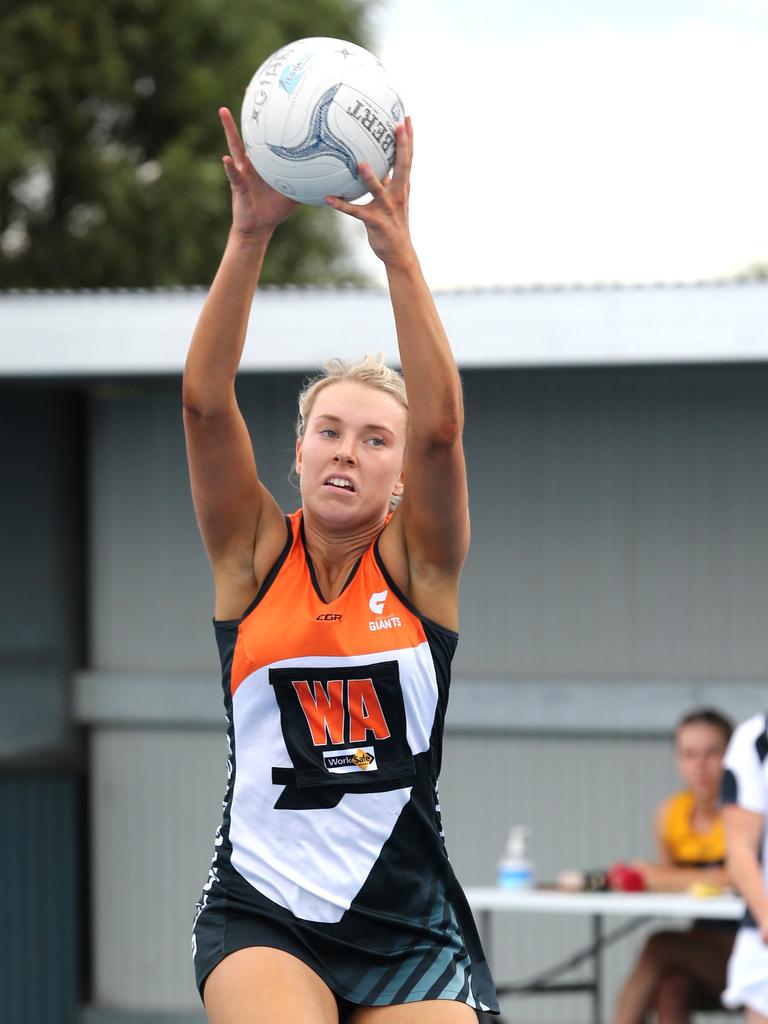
[
  {"left": 81, "top": 361, "right": 765, "bottom": 1022},
  {"left": 89, "top": 365, "right": 768, "bottom": 681},
  {"left": 0, "top": 773, "right": 81, "bottom": 1024},
  {"left": 89, "top": 726, "right": 730, "bottom": 1022}
]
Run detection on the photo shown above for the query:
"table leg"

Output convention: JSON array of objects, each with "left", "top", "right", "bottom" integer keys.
[{"left": 592, "top": 913, "right": 603, "bottom": 1024}]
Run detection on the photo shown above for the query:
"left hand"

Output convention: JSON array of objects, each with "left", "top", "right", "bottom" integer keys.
[{"left": 324, "top": 117, "right": 416, "bottom": 269}]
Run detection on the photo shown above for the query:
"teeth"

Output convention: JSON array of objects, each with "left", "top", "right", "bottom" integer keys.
[{"left": 328, "top": 478, "right": 352, "bottom": 489}]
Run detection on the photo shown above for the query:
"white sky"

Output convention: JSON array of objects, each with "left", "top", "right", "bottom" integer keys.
[{"left": 345, "top": 0, "right": 768, "bottom": 287}]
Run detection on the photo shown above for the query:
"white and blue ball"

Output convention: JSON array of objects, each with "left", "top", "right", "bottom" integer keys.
[{"left": 241, "top": 37, "right": 405, "bottom": 206}]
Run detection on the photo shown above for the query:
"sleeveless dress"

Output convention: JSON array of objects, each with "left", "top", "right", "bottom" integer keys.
[
  {"left": 662, "top": 789, "right": 736, "bottom": 933},
  {"left": 662, "top": 790, "right": 726, "bottom": 866},
  {"left": 192, "top": 510, "right": 499, "bottom": 1016}
]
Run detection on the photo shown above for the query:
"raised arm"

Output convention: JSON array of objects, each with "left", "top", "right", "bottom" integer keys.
[
  {"left": 183, "top": 108, "right": 295, "bottom": 618},
  {"left": 326, "top": 119, "right": 469, "bottom": 627}
]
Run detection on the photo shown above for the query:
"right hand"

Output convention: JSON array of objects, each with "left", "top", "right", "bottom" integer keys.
[{"left": 219, "top": 107, "right": 298, "bottom": 237}]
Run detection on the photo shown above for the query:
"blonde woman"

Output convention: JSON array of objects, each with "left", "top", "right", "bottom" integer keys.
[{"left": 184, "top": 108, "right": 498, "bottom": 1024}]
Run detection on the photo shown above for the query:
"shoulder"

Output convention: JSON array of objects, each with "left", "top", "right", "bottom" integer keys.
[{"left": 657, "top": 793, "right": 685, "bottom": 834}]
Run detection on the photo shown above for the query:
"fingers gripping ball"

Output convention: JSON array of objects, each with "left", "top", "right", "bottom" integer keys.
[{"left": 241, "top": 38, "right": 406, "bottom": 206}]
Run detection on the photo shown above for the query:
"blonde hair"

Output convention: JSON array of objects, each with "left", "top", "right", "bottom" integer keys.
[
  {"left": 295, "top": 354, "right": 408, "bottom": 510},
  {"left": 296, "top": 354, "right": 408, "bottom": 439}
]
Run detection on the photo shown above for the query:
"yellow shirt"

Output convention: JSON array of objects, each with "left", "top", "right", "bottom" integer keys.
[{"left": 662, "top": 790, "right": 726, "bottom": 865}]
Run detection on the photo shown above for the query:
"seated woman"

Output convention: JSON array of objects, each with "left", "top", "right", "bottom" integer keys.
[{"left": 613, "top": 708, "right": 735, "bottom": 1024}]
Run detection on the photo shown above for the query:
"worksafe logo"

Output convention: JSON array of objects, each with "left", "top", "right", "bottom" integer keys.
[{"left": 323, "top": 746, "right": 377, "bottom": 773}]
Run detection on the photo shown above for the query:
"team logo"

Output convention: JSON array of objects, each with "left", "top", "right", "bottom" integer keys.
[
  {"left": 323, "top": 746, "right": 377, "bottom": 773},
  {"left": 368, "top": 588, "right": 401, "bottom": 631}
]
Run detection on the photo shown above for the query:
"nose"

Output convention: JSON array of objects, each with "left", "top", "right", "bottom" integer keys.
[{"left": 333, "top": 442, "right": 356, "bottom": 465}]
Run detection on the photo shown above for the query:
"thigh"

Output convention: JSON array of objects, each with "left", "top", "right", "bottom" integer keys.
[
  {"left": 669, "top": 927, "right": 735, "bottom": 995},
  {"left": 643, "top": 925, "right": 733, "bottom": 987},
  {"left": 350, "top": 1000, "right": 478, "bottom": 1023},
  {"left": 204, "top": 946, "right": 340, "bottom": 1024},
  {"left": 748, "top": 1013, "right": 768, "bottom": 1024}
]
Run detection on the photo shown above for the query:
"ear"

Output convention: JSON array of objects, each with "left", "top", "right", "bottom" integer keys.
[
  {"left": 295, "top": 437, "right": 303, "bottom": 475},
  {"left": 392, "top": 471, "right": 404, "bottom": 497}
]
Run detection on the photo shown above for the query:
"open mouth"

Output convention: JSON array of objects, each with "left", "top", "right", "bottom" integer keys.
[{"left": 325, "top": 476, "right": 356, "bottom": 492}]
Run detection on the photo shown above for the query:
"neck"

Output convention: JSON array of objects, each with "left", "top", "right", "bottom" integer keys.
[
  {"left": 692, "top": 791, "right": 718, "bottom": 815},
  {"left": 302, "top": 511, "right": 386, "bottom": 583}
]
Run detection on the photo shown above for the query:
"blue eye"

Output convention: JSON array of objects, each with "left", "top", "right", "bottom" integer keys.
[
  {"left": 367, "top": 436, "right": 385, "bottom": 447},
  {"left": 320, "top": 428, "right": 338, "bottom": 438}
]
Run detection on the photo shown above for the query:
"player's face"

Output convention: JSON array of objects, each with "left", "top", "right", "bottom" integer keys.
[
  {"left": 675, "top": 722, "right": 727, "bottom": 799},
  {"left": 296, "top": 380, "right": 407, "bottom": 527}
]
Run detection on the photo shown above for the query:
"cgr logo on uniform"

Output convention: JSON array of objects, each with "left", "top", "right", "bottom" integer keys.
[{"left": 323, "top": 746, "right": 377, "bottom": 773}]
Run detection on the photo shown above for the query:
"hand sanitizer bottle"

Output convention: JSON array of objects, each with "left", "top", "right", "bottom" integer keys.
[{"left": 497, "top": 826, "right": 534, "bottom": 889}]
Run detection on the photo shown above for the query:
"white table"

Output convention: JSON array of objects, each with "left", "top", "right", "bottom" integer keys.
[{"left": 465, "top": 888, "right": 745, "bottom": 1024}]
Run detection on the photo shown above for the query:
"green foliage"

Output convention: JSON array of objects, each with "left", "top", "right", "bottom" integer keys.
[
  {"left": 741, "top": 262, "right": 768, "bottom": 281},
  {"left": 0, "top": 0, "right": 374, "bottom": 287}
]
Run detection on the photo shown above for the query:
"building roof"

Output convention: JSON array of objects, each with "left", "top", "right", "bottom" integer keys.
[{"left": 1, "top": 280, "right": 767, "bottom": 376}]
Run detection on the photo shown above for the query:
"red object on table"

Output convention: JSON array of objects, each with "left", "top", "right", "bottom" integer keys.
[{"left": 607, "top": 862, "right": 647, "bottom": 892}]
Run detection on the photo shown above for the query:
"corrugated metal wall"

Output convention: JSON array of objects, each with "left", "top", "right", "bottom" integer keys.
[
  {"left": 0, "top": 386, "right": 84, "bottom": 1023},
  {"left": 90, "top": 726, "right": 733, "bottom": 1022},
  {"left": 0, "top": 773, "right": 81, "bottom": 1024},
  {"left": 85, "top": 364, "right": 766, "bottom": 1022},
  {"left": 90, "top": 729, "right": 214, "bottom": 1011},
  {"left": 460, "top": 365, "right": 768, "bottom": 680},
  {"left": 89, "top": 366, "right": 768, "bottom": 680},
  {"left": 0, "top": 388, "right": 83, "bottom": 756}
]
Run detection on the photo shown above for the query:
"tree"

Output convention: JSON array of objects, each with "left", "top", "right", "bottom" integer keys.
[
  {"left": 741, "top": 262, "right": 768, "bottom": 281},
  {"left": 0, "top": 0, "right": 372, "bottom": 288}
]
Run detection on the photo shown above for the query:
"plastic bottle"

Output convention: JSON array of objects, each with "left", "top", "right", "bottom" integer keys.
[{"left": 497, "top": 825, "right": 534, "bottom": 889}]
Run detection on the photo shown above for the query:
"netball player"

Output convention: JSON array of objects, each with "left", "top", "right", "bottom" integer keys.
[
  {"left": 721, "top": 713, "right": 768, "bottom": 1021},
  {"left": 183, "top": 108, "right": 498, "bottom": 1023}
]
